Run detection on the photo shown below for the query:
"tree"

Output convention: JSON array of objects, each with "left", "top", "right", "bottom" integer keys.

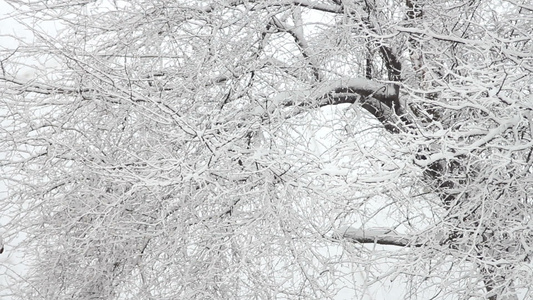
[{"left": 0, "top": 0, "right": 531, "bottom": 299}]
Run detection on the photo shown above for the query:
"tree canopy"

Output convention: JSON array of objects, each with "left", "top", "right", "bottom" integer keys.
[{"left": 0, "top": 0, "right": 532, "bottom": 299}]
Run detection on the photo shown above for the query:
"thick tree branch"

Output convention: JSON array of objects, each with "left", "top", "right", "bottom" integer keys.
[
  {"left": 290, "top": 0, "right": 342, "bottom": 13},
  {"left": 334, "top": 227, "right": 420, "bottom": 247},
  {"left": 276, "top": 77, "right": 404, "bottom": 132},
  {"left": 271, "top": 11, "right": 322, "bottom": 82},
  {"left": 194, "top": 0, "right": 343, "bottom": 15},
  {"left": 276, "top": 78, "right": 399, "bottom": 106},
  {"left": 379, "top": 46, "right": 402, "bottom": 82},
  {"left": 360, "top": 1, "right": 403, "bottom": 117}
]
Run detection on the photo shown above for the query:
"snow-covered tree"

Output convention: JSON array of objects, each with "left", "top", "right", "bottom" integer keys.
[{"left": 0, "top": 0, "right": 531, "bottom": 299}]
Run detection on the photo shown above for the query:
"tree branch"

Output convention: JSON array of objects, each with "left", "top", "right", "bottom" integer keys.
[
  {"left": 278, "top": 78, "right": 404, "bottom": 132},
  {"left": 333, "top": 227, "right": 419, "bottom": 247},
  {"left": 271, "top": 10, "right": 322, "bottom": 82},
  {"left": 289, "top": 0, "right": 343, "bottom": 13}
]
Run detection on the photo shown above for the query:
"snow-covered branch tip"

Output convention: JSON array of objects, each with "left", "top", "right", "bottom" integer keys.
[{"left": 334, "top": 226, "right": 416, "bottom": 247}]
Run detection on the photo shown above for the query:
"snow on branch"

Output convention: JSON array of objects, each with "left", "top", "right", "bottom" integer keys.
[
  {"left": 318, "top": 78, "right": 399, "bottom": 105},
  {"left": 274, "top": 77, "right": 403, "bottom": 132},
  {"left": 334, "top": 226, "right": 417, "bottom": 247},
  {"left": 276, "top": 78, "right": 399, "bottom": 107},
  {"left": 194, "top": 0, "right": 342, "bottom": 16}
]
